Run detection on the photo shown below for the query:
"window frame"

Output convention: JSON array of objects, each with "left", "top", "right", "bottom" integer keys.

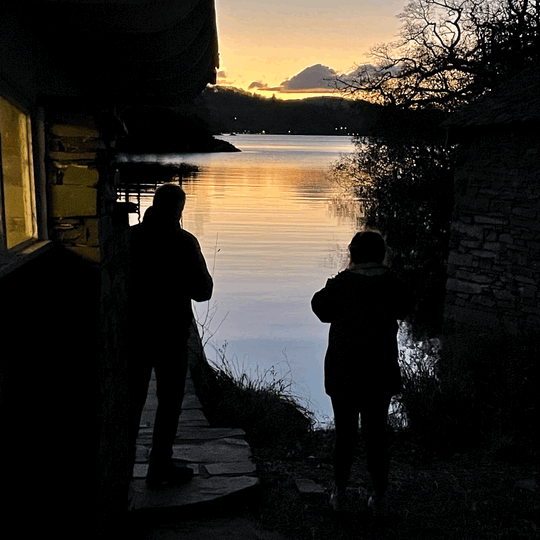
[{"left": 0, "top": 88, "right": 51, "bottom": 277}]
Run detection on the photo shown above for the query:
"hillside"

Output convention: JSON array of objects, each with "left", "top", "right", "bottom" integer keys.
[{"left": 194, "top": 86, "right": 383, "bottom": 136}]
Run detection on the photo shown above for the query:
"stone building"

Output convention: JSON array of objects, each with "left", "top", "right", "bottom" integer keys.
[
  {"left": 0, "top": 2, "right": 218, "bottom": 537},
  {"left": 443, "top": 68, "right": 540, "bottom": 335}
]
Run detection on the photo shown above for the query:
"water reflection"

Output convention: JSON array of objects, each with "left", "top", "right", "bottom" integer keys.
[{"left": 120, "top": 135, "right": 361, "bottom": 424}]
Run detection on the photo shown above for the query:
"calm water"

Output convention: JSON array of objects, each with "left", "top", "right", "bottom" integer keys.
[{"left": 123, "top": 134, "right": 363, "bottom": 424}]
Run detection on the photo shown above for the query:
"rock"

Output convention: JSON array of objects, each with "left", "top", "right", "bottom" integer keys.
[{"left": 295, "top": 478, "right": 325, "bottom": 495}]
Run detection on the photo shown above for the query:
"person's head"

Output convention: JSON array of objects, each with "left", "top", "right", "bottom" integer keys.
[
  {"left": 152, "top": 183, "right": 186, "bottom": 221},
  {"left": 348, "top": 230, "right": 386, "bottom": 265}
]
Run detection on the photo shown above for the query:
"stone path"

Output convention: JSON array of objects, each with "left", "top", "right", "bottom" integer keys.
[{"left": 128, "top": 367, "right": 259, "bottom": 512}]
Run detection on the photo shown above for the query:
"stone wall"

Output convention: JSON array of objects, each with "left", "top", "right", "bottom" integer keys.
[
  {"left": 444, "top": 129, "right": 540, "bottom": 334},
  {"left": 46, "top": 120, "right": 102, "bottom": 263},
  {"left": 45, "top": 111, "right": 131, "bottom": 535}
]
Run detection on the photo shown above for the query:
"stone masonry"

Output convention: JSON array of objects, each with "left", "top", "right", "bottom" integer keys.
[{"left": 444, "top": 130, "right": 540, "bottom": 334}]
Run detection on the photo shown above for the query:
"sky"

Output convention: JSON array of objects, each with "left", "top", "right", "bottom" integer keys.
[{"left": 214, "top": 0, "right": 406, "bottom": 100}]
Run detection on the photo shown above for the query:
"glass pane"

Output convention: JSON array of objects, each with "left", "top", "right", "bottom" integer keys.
[{"left": 0, "top": 96, "right": 37, "bottom": 249}]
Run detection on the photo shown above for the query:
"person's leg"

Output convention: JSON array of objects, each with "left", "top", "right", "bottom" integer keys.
[
  {"left": 331, "top": 395, "right": 361, "bottom": 491},
  {"left": 148, "top": 342, "right": 189, "bottom": 470},
  {"left": 360, "top": 394, "right": 392, "bottom": 500},
  {"left": 127, "top": 354, "right": 153, "bottom": 477}
]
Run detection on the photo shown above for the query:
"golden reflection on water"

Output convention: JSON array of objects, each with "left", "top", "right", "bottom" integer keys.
[{"left": 125, "top": 135, "right": 361, "bottom": 424}]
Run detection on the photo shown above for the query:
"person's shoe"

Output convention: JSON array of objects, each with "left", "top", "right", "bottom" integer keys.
[
  {"left": 329, "top": 485, "right": 348, "bottom": 512},
  {"left": 146, "top": 462, "right": 194, "bottom": 489}
]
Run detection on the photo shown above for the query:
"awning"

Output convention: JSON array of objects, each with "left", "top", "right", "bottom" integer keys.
[{"left": 32, "top": 0, "right": 219, "bottom": 106}]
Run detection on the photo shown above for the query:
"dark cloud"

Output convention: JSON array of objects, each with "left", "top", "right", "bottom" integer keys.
[
  {"left": 280, "top": 64, "right": 337, "bottom": 92},
  {"left": 248, "top": 63, "right": 402, "bottom": 95},
  {"left": 248, "top": 81, "right": 269, "bottom": 90}
]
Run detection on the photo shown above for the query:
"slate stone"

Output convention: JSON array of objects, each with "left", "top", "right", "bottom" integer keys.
[
  {"left": 184, "top": 378, "right": 196, "bottom": 393},
  {"left": 203, "top": 461, "right": 257, "bottom": 476},
  {"left": 176, "top": 427, "right": 246, "bottom": 441},
  {"left": 181, "top": 394, "right": 203, "bottom": 409},
  {"left": 128, "top": 476, "right": 259, "bottom": 510},
  {"left": 132, "top": 463, "right": 148, "bottom": 478},
  {"left": 140, "top": 409, "right": 156, "bottom": 425},
  {"left": 178, "top": 409, "right": 207, "bottom": 422},
  {"left": 132, "top": 463, "right": 199, "bottom": 479},
  {"left": 177, "top": 418, "right": 211, "bottom": 428},
  {"left": 295, "top": 478, "right": 325, "bottom": 495},
  {"left": 172, "top": 439, "right": 251, "bottom": 464},
  {"left": 134, "top": 445, "right": 149, "bottom": 462}
]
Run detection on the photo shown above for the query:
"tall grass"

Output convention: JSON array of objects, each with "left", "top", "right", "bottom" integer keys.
[{"left": 198, "top": 343, "right": 316, "bottom": 449}]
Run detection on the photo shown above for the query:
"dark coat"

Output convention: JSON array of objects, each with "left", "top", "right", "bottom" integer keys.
[
  {"left": 311, "top": 263, "right": 412, "bottom": 399},
  {"left": 129, "top": 206, "right": 213, "bottom": 339}
]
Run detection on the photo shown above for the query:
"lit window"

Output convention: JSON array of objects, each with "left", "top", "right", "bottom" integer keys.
[{"left": 0, "top": 96, "right": 37, "bottom": 249}]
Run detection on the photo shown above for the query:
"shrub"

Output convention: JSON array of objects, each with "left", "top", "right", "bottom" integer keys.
[
  {"left": 331, "top": 127, "right": 455, "bottom": 334},
  {"left": 391, "top": 329, "right": 539, "bottom": 457}
]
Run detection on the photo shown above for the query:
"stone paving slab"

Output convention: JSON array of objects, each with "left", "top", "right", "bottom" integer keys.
[
  {"left": 172, "top": 438, "right": 252, "bottom": 464},
  {"left": 132, "top": 463, "right": 200, "bottom": 480},
  {"left": 128, "top": 476, "right": 259, "bottom": 511},
  {"left": 177, "top": 418, "right": 211, "bottom": 428},
  {"left": 202, "top": 461, "right": 257, "bottom": 476},
  {"left": 177, "top": 409, "right": 208, "bottom": 422},
  {"left": 130, "top": 365, "right": 259, "bottom": 513},
  {"left": 175, "top": 427, "right": 246, "bottom": 441},
  {"left": 295, "top": 478, "right": 325, "bottom": 495},
  {"left": 181, "top": 394, "right": 203, "bottom": 409}
]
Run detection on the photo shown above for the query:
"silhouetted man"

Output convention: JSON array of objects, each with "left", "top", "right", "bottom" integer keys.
[{"left": 128, "top": 183, "right": 213, "bottom": 487}]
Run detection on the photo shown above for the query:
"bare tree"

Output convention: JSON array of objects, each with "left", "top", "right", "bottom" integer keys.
[{"left": 336, "top": 0, "right": 539, "bottom": 110}]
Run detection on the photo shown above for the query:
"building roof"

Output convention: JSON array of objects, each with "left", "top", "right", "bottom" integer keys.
[
  {"left": 444, "top": 68, "right": 540, "bottom": 128},
  {"left": 30, "top": 0, "right": 219, "bottom": 106}
]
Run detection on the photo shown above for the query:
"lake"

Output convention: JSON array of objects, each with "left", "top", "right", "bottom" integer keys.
[{"left": 123, "top": 134, "right": 365, "bottom": 425}]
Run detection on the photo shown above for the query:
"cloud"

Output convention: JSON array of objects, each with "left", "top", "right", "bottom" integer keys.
[
  {"left": 253, "top": 64, "right": 342, "bottom": 94},
  {"left": 280, "top": 64, "right": 337, "bottom": 92},
  {"left": 248, "top": 81, "right": 269, "bottom": 90},
  {"left": 248, "top": 63, "right": 403, "bottom": 96},
  {"left": 216, "top": 70, "right": 238, "bottom": 86}
]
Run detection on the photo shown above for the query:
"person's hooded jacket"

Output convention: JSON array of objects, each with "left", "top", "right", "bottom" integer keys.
[
  {"left": 311, "top": 262, "right": 413, "bottom": 399},
  {"left": 129, "top": 205, "right": 213, "bottom": 338}
]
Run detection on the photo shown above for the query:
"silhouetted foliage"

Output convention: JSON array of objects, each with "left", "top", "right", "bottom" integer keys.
[
  {"left": 332, "top": 110, "right": 454, "bottom": 332},
  {"left": 337, "top": 0, "right": 540, "bottom": 111},
  {"left": 195, "top": 86, "right": 384, "bottom": 136}
]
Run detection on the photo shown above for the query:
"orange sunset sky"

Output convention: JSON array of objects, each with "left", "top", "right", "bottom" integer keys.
[{"left": 214, "top": 0, "right": 405, "bottom": 100}]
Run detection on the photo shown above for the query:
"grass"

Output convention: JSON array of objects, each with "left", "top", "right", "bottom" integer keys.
[{"left": 197, "top": 344, "right": 315, "bottom": 449}]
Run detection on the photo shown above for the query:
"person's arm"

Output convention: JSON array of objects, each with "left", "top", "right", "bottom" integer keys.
[
  {"left": 189, "top": 238, "right": 213, "bottom": 302},
  {"left": 311, "top": 277, "right": 338, "bottom": 323}
]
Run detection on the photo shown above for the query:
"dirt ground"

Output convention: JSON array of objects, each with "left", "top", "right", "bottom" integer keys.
[{"left": 248, "top": 431, "right": 539, "bottom": 540}]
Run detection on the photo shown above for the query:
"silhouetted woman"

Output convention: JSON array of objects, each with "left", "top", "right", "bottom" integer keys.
[{"left": 311, "top": 230, "right": 412, "bottom": 514}]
